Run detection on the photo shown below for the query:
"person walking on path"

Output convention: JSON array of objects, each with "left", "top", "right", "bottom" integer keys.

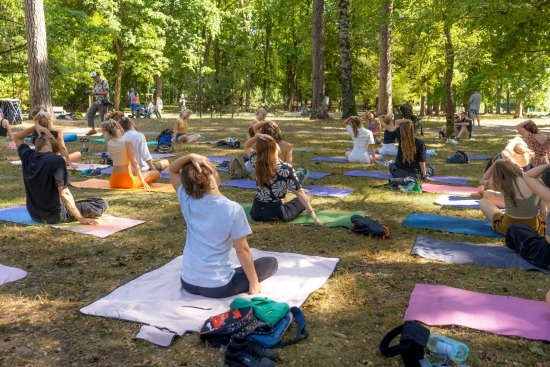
[
  {"left": 85, "top": 71, "right": 110, "bottom": 135},
  {"left": 469, "top": 89, "right": 482, "bottom": 126}
]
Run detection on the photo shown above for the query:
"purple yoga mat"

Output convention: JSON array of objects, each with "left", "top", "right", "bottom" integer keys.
[
  {"left": 308, "top": 172, "right": 331, "bottom": 179},
  {"left": 468, "top": 155, "right": 493, "bottom": 160},
  {"left": 220, "top": 180, "right": 353, "bottom": 197},
  {"left": 404, "top": 284, "right": 550, "bottom": 342},
  {"left": 207, "top": 156, "right": 232, "bottom": 164},
  {"left": 343, "top": 171, "right": 469, "bottom": 185},
  {"left": 93, "top": 151, "right": 175, "bottom": 159}
]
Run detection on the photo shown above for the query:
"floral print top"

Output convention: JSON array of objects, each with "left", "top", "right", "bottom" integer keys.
[
  {"left": 249, "top": 152, "right": 302, "bottom": 203},
  {"left": 527, "top": 132, "right": 550, "bottom": 166}
]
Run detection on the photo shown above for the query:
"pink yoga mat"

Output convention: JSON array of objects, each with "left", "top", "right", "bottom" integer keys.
[
  {"left": 404, "top": 284, "right": 550, "bottom": 342},
  {"left": 421, "top": 183, "right": 478, "bottom": 195}
]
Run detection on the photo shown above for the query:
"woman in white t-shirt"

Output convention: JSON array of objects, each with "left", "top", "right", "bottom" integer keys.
[
  {"left": 343, "top": 116, "right": 380, "bottom": 164},
  {"left": 169, "top": 153, "right": 278, "bottom": 298}
]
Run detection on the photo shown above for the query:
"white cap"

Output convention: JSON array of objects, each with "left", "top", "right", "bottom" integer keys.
[{"left": 91, "top": 71, "right": 100, "bottom": 78}]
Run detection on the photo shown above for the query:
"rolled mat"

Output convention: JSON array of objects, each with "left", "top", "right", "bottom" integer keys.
[
  {"left": 404, "top": 284, "right": 550, "bottom": 342},
  {"left": 71, "top": 178, "right": 175, "bottom": 193},
  {"left": 0, "top": 264, "right": 27, "bottom": 285},
  {"left": 402, "top": 213, "right": 504, "bottom": 238},
  {"left": 221, "top": 179, "right": 354, "bottom": 197},
  {"left": 24, "top": 133, "right": 77, "bottom": 142},
  {"left": 239, "top": 202, "right": 363, "bottom": 228},
  {"left": 411, "top": 235, "right": 549, "bottom": 273},
  {"left": 344, "top": 171, "right": 469, "bottom": 185},
  {"left": 0, "top": 206, "right": 144, "bottom": 238},
  {"left": 434, "top": 195, "right": 479, "bottom": 209},
  {"left": 421, "top": 183, "right": 479, "bottom": 195}
]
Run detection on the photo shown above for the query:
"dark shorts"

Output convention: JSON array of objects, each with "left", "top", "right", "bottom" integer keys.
[
  {"left": 250, "top": 198, "right": 305, "bottom": 222},
  {"left": 505, "top": 223, "right": 550, "bottom": 270},
  {"left": 175, "top": 133, "right": 187, "bottom": 142}
]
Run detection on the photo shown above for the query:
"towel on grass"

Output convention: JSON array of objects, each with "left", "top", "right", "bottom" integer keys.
[
  {"left": 71, "top": 178, "right": 175, "bottom": 193},
  {"left": 404, "top": 284, "right": 550, "bottom": 342},
  {"left": 411, "top": 235, "right": 549, "bottom": 273},
  {"left": 434, "top": 195, "right": 479, "bottom": 208},
  {"left": 0, "top": 264, "right": 27, "bottom": 286},
  {"left": 0, "top": 206, "right": 144, "bottom": 238},
  {"left": 239, "top": 202, "right": 362, "bottom": 229},
  {"left": 80, "top": 248, "right": 339, "bottom": 346}
]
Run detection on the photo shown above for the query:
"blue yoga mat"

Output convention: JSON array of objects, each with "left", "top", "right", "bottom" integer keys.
[
  {"left": 343, "top": 171, "right": 469, "bottom": 185},
  {"left": 312, "top": 157, "right": 348, "bottom": 163},
  {"left": 402, "top": 213, "right": 504, "bottom": 238},
  {"left": 25, "top": 133, "right": 77, "bottom": 142},
  {"left": 308, "top": 172, "right": 331, "bottom": 179},
  {"left": 434, "top": 195, "right": 479, "bottom": 209},
  {"left": 468, "top": 155, "right": 493, "bottom": 160},
  {"left": 411, "top": 235, "right": 549, "bottom": 273},
  {"left": 221, "top": 179, "right": 354, "bottom": 197},
  {"left": 207, "top": 156, "right": 232, "bottom": 164},
  {"left": 92, "top": 151, "right": 175, "bottom": 159},
  {"left": 294, "top": 148, "right": 315, "bottom": 153}
]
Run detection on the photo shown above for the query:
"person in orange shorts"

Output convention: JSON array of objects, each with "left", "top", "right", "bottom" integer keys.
[{"left": 101, "top": 119, "right": 160, "bottom": 189}]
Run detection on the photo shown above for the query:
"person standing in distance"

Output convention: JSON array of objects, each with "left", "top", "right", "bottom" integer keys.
[
  {"left": 85, "top": 71, "right": 110, "bottom": 135},
  {"left": 469, "top": 89, "right": 482, "bottom": 127}
]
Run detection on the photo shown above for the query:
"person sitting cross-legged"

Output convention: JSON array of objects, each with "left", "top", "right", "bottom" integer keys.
[
  {"left": 169, "top": 153, "right": 278, "bottom": 299},
  {"left": 14, "top": 125, "right": 108, "bottom": 224}
]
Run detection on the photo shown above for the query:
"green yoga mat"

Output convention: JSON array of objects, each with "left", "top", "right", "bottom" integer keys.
[{"left": 239, "top": 203, "right": 363, "bottom": 228}]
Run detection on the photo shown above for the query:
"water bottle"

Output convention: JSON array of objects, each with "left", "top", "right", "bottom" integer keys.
[
  {"left": 81, "top": 143, "right": 88, "bottom": 155},
  {"left": 427, "top": 334, "right": 469, "bottom": 364}
]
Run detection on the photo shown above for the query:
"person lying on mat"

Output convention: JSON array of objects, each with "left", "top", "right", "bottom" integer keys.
[
  {"left": 14, "top": 125, "right": 108, "bottom": 225},
  {"left": 101, "top": 119, "right": 160, "bottom": 189},
  {"left": 172, "top": 109, "right": 201, "bottom": 143},
  {"left": 169, "top": 153, "right": 278, "bottom": 298},
  {"left": 30, "top": 107, "right": 81, "bottom": 168},
  {"left": 244, "top": 133, "right": 323, "bottom": 225},
  {"left": 343, "top": 116, "right": 380, "bottom": 164},
  {"left": 389, "top": 119, "right": 435, "bottom": 180},
  {"left": 378, "top": 114, "right": 398, "bottom": 156},
  {"left": 503, "top": 162, "right": 550, "bottom": 269},
  {"left": 119, "top": 116, "right": 169, "bottom": 172},
  {"left": 478, "top": 159, "right": 544, "bottom": 236}
]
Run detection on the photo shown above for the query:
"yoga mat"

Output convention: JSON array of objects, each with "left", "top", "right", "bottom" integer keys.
[
  {"left": 311, "top": 157, "right": 348, "bottom": 163},
  {"left": 71, "top": 178, "right": 175, "bottom": 193},
  {"left": 90, "top": 138, "right": 155, "bottom": 146},
  {"left": 404, "top": 284, "right": 550, "bottom": 342},
  {"left": 344, "top": 171, "right": 469, "bottom": 185},
  {"left": 99, "top": 167, "right": 170, "bottom": 179},
  {"left": 24, "top": 133, "right": 77, "bottom": 142},
  {"left": 80, "top": 249, "right": 339, "bottom": 347},
  {"left": 308, "top": 172, "right": 331, "bottom": 179},
  {"left": 421, "top": 183, "right": 479, "bottom": 195},
  {"left": 239, "top": 202, "right": 363, "bottom": 228},
  {"left": 0, "top": 206, "right": 144, "bottom": 238},
  {"left": 0, "top": 264, "right": 27, "bottom": 285},
  {"left": 402, "top": 213, "right": 504, "bottom": 238},
  {"left": 93, "top": 151, "right": 175, "bottom": 159},
  {"left": 221, "top": 179, "right": 354, "bottom": 197},
  {"left": 9, "top": 161, "right": 110, "bottom": 172},
  {"left": 434, "top": 195, "right": 479, "bottom": 209},
  {"left": 468, "top": 155, "right": 493, "bottom": 160},
  {"left": 411, "top": 235, "right": 549, "bottom": 273},
  {"left": 294, "top": 148, "right": 315, "bottom": 153},
  {"left": 206, "top": 156, "right": 232, "bottom": 164}
]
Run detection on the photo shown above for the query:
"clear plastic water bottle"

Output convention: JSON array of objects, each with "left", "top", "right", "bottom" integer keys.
[
  {"left": 81, "top": 143, "right": 88, "bottom": 155},
  {"left": 427, "top": 334, "right": 469, "bottom": 364}
]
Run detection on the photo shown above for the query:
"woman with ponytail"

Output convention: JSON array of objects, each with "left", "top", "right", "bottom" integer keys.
[
  {"left": 343, "top": 116, "right": 379, "bottom": 164},
  {"left": 389, "top": 119, "right": 435, "bottom": 179}
]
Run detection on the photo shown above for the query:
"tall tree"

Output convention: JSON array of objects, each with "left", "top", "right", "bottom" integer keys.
[
  {"left": 377, "top": 0, "right": 393, "bottom": 115},
  {"left": 338, "top": 0, "right": 356, "bottom": 118},
  {"left": 310, "top": 0, "right": 328, "bottom": 119},
  {"left": 24, "top": 0, "right": 52, "bottom": 110},
  {"left": 443, "top": 21, "right": 455, "bottom": 138}
]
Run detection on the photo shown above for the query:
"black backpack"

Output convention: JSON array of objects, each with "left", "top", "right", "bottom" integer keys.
[
  {"left": 446, "top": 150, "right": 468, "bottom": 164},
  {"left": 199, "top": 307, "right": 259, "bottom": 348},
  {"left": 380, "top": 321, "right": 431, "bottom": 367},
  {"left": 351, "top": 215, "right": 390, "bottom": 239}
]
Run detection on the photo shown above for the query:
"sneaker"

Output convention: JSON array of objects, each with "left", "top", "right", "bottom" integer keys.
[
  {"left": 224, "top": 342, "right": 275, "bottom": 367},
  {"left": 230, "top": 336, "right": 279, "bottom": 361},
  {"left": 446, "top": 138, "right": 458, "bottom": 145},
  {"left": 469, "top": 137, "right": 476, "bottom": 141},
  {"left": 85, "top": 129, "right": 97, "bottom": 136}
]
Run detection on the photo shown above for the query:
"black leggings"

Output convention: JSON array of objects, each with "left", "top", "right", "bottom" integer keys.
[
  {"left": 181, "top": 257, "right": 278, "bottom": 299},
  {"left": 389, "top": 163, "right": 436, "bottom": 179},
  {"left": 250, "top": 198, "right": 305, "bottom": 222},
  {"left": 505, "top": 223, "right": 550, "bottom": 270}
]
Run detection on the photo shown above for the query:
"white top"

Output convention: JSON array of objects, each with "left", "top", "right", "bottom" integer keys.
[
  {"left": 469, "top": 92, "right": 482, "bottom": 109},
  {"left": 123, "top": 130, "right": 152, "bottom": 172},
  {"left": 178, "top": 185, "right": 252, "bottom": 288},
  {"left": 346, "top": 125, "right": 375, "bottom": 163},
  {"left": 108, "top": 137, "right": 129, "bottom": 166}
]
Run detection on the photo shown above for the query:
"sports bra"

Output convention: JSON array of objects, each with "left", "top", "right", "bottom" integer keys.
[
  {"left": 383, "top": 129, "right": 397, "bottom": 144},
  {"left": 108, "top": 137, "right": 130, "bottom": 166}
]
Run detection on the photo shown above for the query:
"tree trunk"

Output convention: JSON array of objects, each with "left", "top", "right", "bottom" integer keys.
[
  {"left": 284, "top": 55, "right": 296, "bottom": 111},
  {"left": 262, "top": 21, "right": 272, "bottom": 103},
  {"left": 311, "top": 0, "right": 328, "bottom": 120},
  {"left": 245, "top": 68, "right": 251, "bottom": 112},
  {"left": 443, "top": 23, "right": 455, "bottom": 138},
  {"left": 154, "top": 74, "right": 162, "bottom": 100},
  {"left": 24, "top": 0, "right": 52, "bottom": 111},
  {"left": 514, "top": 102, "right": 523, "bottom": 118},
  {"left": 496, "top": 83, "right": 502, "bottom": 114},
  {"left": 419, "top": 76, "right": 427, "bottom": 116},
  {"left": 114, "top": 37, "right": 123, "bottom": 111},
  {"left": 506, "top": 89, "right": 511, "bottom": 114},
  {"left": 377, "top": 0, "right": 393, "bottom": 115},
  {"left": 338, "top": 0, "right": 356, "bottom": 118}
]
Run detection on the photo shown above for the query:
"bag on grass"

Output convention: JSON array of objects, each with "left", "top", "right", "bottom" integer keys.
[
  {"left": 351, "top": 215, "right": 391, "bottom": 239},
  {"left": 217, "top": 138, "right": 241, "bottom": 149},
  {"left": 155, "top": 129, "right": 173, "bottom": 153},
  {"left": 388, "top": 177, "right": 417, "bottom": 189},
  {"left": 446, "top": 150, "right": 468, "bottom": 164},
  {"left": 199, "top": 307, "right": 258, "bottom": 347},
  {"left": 379, "top": 321, "right": 430, "bottom": 367},
  {"left": 229, "top": 156, "right": 251, "bottom": 179},
  {"left": 251, "top": 307, "right": 308, "bottom": 348}
]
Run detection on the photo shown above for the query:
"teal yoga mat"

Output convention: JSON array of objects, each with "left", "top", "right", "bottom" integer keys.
[
  {"left": 402, "top": 213, "right": 504, "bottom": 238},
  {"left": 239, "top": 203, "right": 363, "bottom": 228}
]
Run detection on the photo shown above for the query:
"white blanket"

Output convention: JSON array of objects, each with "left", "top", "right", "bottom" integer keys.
[
  {"left": 0, "top": 264, "right": 27, "bottom": 285},
  {"left": 80, "top": 248, "right": 339, "bottom": 346}
]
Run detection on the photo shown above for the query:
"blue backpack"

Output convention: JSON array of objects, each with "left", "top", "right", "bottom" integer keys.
[{"left": 250, "top": 307, "right": 308, "bottom": 348}]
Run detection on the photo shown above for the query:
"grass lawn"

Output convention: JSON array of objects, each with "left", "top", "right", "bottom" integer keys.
[{"left": 0, "top": 114, "right": 549, "bottom": 366}]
